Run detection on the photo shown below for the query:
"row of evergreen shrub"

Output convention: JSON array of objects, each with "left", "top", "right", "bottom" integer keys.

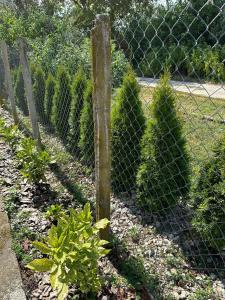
[
  {"left": 13, "top": 65, "right": 224, "bottom": 252},
  {"left": 111, "top": 70, "right": 190, "bottom": 210},
  {"left": 111, "top": 69, "right": 224, "bottom": 252},
  {"left": 14, "top": 65, "right": 95, "bottom": 167}
]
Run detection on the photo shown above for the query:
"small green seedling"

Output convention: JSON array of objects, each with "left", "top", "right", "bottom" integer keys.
[
  {"left": 3, "top": 189, "right": 20, "bottom": 218},
  {"left": 16, "top": 137, "right": 51, "bottom": 184},
  {"left": 129, "top": 225, "right": 140, "bottom": 243},
  {"left": 45, "top": 204, "right": 65, "bottom": 222},
  {"left": 0, "top": 119, "right": 21, "bottom": 150}
]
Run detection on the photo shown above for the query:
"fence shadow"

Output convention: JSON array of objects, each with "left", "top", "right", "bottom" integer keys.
[
  {"left": 109, "top": 236, "right": 164, "bottom": 300},
  {"left": 114, "top": 193, "right": 225, "bottom": 281},
  {"left": 153, "top": 205, "right": 225, "bottom": 279},
  {"left": 49, "top": 162, "right": 87, "bottom": 205}
]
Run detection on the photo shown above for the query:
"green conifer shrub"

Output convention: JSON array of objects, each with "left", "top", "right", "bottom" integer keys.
[
  {"left": 68, "top": 67, "right": 86, "bottom": 152},
  {"left": 44, "top": 73, "right": 55, "bottom": 127},
  {"left": 79, "top": 81, "right": 94, "bottom": 167},
  {"left": 51, "top": 67, "right": 72, "bottom": 141},
  {"left": 30, "top": 62, "right": 37, "bottom": 83},
  {"left": 33, "top": 66, "right": 46, "bottom": 123},
  {"left": 14, "top": 67, "right": 29, "bottom": 116},
  {"left": 136, "top": 72, "right": 189, "bottom": 212},
  {"left": 192, "top": 138, "right": 225, "bottom": 251},
  {"left": 0, "top": 59, "right": 5, "bottom": 99},
  {"left": 111, "top": 69, "right": 145, "bottom": 192}
]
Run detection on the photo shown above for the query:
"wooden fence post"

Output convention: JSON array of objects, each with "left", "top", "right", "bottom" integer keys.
[
  {"left": 18, "top": 38, "right": 41, "bottom": 148},
  {"left": 91, "top": 15, "right": 112, "bottom": 240},
  {"left": 1, "top": 40, "right": 19, "bottom": 124}
]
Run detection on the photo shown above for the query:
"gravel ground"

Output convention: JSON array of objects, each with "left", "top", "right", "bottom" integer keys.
[{"left": 1, "top": 106, "right": 225, "bottom": 300}]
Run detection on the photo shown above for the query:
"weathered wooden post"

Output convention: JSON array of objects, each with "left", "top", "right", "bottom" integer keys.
[
  {"left": 1, "top": 40, "right": 18, "bottom": 124},
  {"left": 91, "top": 15, "right": 112, "bottom": 240},
  {"left": 18, "top": 38, "right": 41, "bottom": 148}
]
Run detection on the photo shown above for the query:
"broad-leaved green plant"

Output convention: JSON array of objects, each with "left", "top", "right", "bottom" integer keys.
[
  {"left": 45, "top": 204, "right": 65, "bottom": 222},
  {"left": 0, "top": 120, "right": 21, "bottom": 151},
  {"left": 16, "top": 137, "right": 50, "bottom": 183},
  {"left": 27, "top": 203, "right": 110, "bottom": 300}
]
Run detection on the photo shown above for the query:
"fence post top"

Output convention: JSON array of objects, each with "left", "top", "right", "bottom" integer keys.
[
  {"left": 95, "top": 14, "right": 110, "bottom": 24},
  {"left": 18, "top": 37, "right": 25, "bottom": 45}
]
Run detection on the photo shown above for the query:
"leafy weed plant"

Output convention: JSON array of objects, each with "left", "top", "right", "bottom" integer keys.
[
  {"left": 27, "top": 203, "right": 110, "bottom": 299},
  {"left": 16, "top": 137, "right": 51, "bottom": 184}
]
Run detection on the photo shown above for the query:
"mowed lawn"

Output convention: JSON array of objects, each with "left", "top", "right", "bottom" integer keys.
[{"left": 140, "top": 86, "right": 225, "bottom": 178}]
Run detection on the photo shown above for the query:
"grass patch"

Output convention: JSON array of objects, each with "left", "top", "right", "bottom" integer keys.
[
  {"left": 3, "top": 188, "right": 20, "bottom": 219},
  {"left": 140, "top": 86, "right": 225, "bottom": 120},
  {"left": 11, "top": 223, "right": 38, "bottom": 265},
  {"left": 11, "top": 240, "right": 33, "bottom": 265},
  {"left": 11, "top": 212, "right": 39, "bottom": 265}
]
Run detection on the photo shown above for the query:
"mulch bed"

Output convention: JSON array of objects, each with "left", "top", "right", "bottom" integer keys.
[{"left": 0, "top": 107, "right": 225, "bottom": 300}]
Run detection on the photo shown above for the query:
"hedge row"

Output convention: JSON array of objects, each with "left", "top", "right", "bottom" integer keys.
[
  {"left": 13, "top": 65, "right": 224, "bottom": 252},
  {"left": 14, "top": 65, "right": 94, "bottom": 167},
  {"left": 113, "top": 70, "right": 224, "bottom": 252}
]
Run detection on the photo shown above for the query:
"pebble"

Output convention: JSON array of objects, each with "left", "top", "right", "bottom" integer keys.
[
  {"left": 145, "top": 249, "right": 155, "bottom": 258},
  {"left": 49, "top": 291, "right": 57, "bottom": 299},
  {"left": 179, "top": 290, "right": 188, "bottom": 299},
  {"left": 32, "top": 291, "right": 41, "bottom": 297}
]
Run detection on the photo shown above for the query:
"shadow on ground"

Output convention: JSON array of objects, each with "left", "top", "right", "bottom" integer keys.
[
  {"left": 115, "top": 192, "right": 225, "bottom": 281},
  {"left": 49, "top": 162, "right": 87, "bottom": 205},
  {"left": 109, "top": 236, "right": 164, "bottom": 300}
]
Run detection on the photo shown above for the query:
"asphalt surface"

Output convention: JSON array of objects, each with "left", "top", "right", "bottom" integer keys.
[{"left": 138, "top": 77, "right": 225, "bottom": 100}]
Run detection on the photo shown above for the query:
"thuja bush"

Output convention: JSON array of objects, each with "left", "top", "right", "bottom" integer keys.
[
  {"left": 33, "top": 66, "right": 46, "bottom": 123},
  {"left": 44, "top": 73, "right": 55, "bottom": 127},
  {"left": 27, "top": 203, "right": 110, "bottom": 299},
  {"left": 79, "top": 81, "right": 94, "bottom": 167},
  {"left": 14, "top": 67, "right": 29, "bottom": 115},
  {"left": 111, "top": 68, "right": 145, "bottom": 192},
  {"left": 192, "top": 138, "right": 225, "bottom": 251},
  {"left": 30, "top": 62, "right": 37, "bottom": 83},
  {"left": 68, "top": 67, "right": 86, "bottom": 151},
  {"left": 0, "top": 59, "right": 5, "bottom": 99},
  {"left": 136, "top": 72, "right": 189, "bottom": 212},
  {"left": 52, "top": 67, "right": 72, "bottom": 141}
]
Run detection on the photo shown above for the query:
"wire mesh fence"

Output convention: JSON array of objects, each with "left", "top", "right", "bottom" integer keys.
[
  {"left": 1, "top": 0, "right": 225, "bottom": 298},
  {"left": 109, "top": 1, "right": 225, "bottom": 296}
]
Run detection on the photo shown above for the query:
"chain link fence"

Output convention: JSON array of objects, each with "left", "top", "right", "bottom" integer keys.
[
  {"left": 110, "top": 1, "right": 225, "bottom": 297},
  {"left": 1, "top": 0, "right": 225, "bottom": 298}
]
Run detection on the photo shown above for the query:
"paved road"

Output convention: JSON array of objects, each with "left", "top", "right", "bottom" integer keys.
[{"left": 138, "top": 77, "right": 225, "bottom": 100}]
